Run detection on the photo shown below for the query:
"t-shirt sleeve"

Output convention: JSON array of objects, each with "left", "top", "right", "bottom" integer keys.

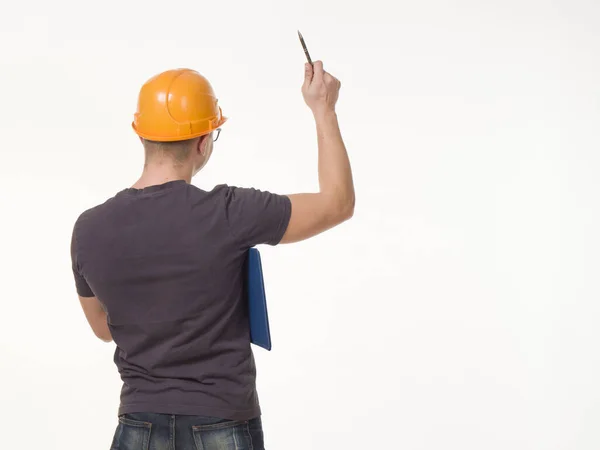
[
  {"left": 70, "top": 221, "right": 95, "bottom": 298},
  {"left": 224, "top": 186, "right": 292, "bottom": 248}
]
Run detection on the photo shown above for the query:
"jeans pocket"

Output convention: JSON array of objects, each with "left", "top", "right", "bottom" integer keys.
[
  {"left": 111, "top": 416, "right": 152, "bottom": 450},
  {"left": 192, "top": 420, "right": 252, "bottom": 450}
]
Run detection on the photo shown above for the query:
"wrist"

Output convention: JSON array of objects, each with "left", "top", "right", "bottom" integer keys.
[{"left": 312, "top": 108, "right": 337, "bottom": 122}]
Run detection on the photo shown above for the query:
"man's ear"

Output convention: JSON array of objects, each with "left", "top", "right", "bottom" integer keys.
[{"left": 198, "top": 136, "right": 208, "bottom": 156}]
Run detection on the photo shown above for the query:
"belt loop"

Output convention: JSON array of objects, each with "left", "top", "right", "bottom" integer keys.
[{"left": 170, "top": 414, "right": 176, "bottom": 450}]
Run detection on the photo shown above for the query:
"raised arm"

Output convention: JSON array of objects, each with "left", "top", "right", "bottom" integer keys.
[{"left": 281, "top": 61, "right": 355, "bottom": 244}]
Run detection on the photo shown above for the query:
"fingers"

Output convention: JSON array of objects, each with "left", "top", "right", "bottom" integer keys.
[
  {"left": 307, "top": 61, "right": 341, "bottom": 89},
  {"left": 312, "top": 60, "right": 324, "bottom": 83},
  {"left": 303, "top": 63, "right": 313, "bottom": 88},
  {"left": 323, "top": 72, "right": 341, "bottom": 90}
]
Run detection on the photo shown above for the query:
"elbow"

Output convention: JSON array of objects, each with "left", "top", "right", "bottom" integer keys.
[
  {"left": 320, "top": 190, "right": 355, "bottom": 226},
  {"left": 337, "top": 195, "right": 355, "bottom": 222},
  {"left": 92, "top": 324, "right": 113, "bottom": 343},
  {"left": 346, "top": 195, "right": 355, "bottom": 219},
  {"left": 91, "top": 314, "right": 113, "bottom": 342},
  {"left": 341, "top": 204, "right": 354, "bottom": 221},
  {"left": 95, "top": 331, "right": 113, "bottom": 343}
]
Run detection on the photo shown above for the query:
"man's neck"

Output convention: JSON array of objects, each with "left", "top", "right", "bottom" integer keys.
[{"left": 132, "top": 164, "right": 192, "bottom": 189}]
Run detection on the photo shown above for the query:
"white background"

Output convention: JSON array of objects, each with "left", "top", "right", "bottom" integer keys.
[{"left": 1, "top": 0, "right": 599, "bottom": 449}]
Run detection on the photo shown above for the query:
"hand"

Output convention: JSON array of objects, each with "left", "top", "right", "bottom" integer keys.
[{"left": 302, "top": 61, "right": 341, "bottom": 116}]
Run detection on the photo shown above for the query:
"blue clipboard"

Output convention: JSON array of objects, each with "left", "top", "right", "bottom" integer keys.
[{"left": 247, "top": 248, "right": 272, "bottom": 351}]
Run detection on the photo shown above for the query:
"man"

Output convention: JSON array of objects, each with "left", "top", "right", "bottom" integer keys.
[{"left": 71, "top": 60, "right": 354, "bottom": 450}]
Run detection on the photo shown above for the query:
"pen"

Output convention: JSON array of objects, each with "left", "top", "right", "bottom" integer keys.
[{"left": 298, "top": 30, "right": 313, "bottom": 66}]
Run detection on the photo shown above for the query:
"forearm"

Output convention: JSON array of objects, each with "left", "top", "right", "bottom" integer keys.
[{"left": 314, "top": 110, "right": 355, "bottom": 214}]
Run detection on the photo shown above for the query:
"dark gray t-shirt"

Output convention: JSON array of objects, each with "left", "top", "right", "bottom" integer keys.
[{"left": 70, "top": 180, "right": 291, "bottom": 420}]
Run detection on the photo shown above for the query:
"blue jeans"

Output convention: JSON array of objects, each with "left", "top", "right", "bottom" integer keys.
[{"left": 110, "top": 413, "right": 265, "bottom": 450}]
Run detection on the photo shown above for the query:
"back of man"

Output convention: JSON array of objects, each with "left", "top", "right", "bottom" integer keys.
[
  {"left": 72, "top": 181, "right": 290, "bottom": 420},
  {"left": 72, "top": 61, "right": 353, "bottom": 449}
]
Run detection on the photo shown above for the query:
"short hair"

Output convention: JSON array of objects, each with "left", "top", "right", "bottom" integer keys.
[{"left": 142, "top": 137, "right": 200, "bottom": 166}]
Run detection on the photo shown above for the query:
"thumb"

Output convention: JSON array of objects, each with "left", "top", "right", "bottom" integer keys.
[{"left": 303, "top": 63, "right": 313, "bottom": 87}]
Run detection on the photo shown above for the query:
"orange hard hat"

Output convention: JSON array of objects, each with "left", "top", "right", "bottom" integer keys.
[{"left": 132, "top": 68, "right": 227, "bottom": 142}]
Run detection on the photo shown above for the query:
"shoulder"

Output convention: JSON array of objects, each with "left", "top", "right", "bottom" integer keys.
[
  {"left": 186, "top": 183, "right": 257, "bottom": 204},
  {"left": 72, "top": 195, "right": 118, "bottom": 237},
  {"left": 186, "top": 184, "right": 289, "bottom": 220},
  {"left": 208, "top": 184, "right": 280, "bottom": 202}
]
